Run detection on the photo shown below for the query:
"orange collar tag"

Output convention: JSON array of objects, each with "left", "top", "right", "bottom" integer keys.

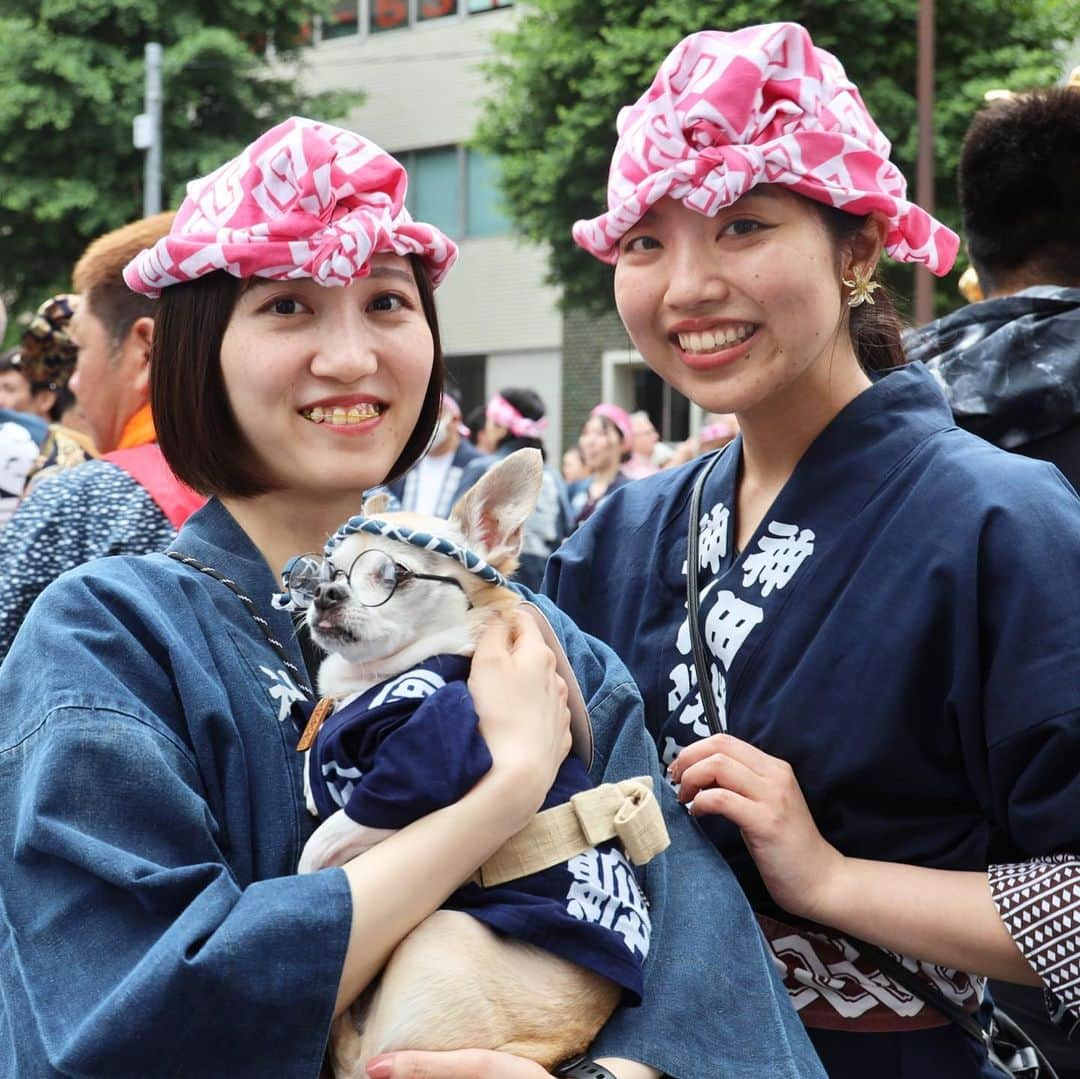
[{"left": 297, "top": 697, "right": 334, "bottom": 753}]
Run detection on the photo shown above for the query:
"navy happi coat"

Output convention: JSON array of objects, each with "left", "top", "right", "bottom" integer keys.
[{"left": 546, "top": 363, "right": 1080, "bottom": 909}]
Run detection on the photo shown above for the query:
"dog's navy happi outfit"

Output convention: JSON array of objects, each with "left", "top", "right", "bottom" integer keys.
[{"left": 300, "top": 653, "right": 649, "bottom": 1000}]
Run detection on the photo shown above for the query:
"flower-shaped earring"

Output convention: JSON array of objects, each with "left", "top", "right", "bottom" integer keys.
[{"left": 841, "top": 265, "right": 881, "bottom": 307}]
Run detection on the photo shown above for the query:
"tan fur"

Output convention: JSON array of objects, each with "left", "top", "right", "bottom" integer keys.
[
  {"left": 331, "top": 912, "right": 621, "bottom": 1077},
  {"left": 314, "top": 451, "right": 622, "bottom": 1076}
]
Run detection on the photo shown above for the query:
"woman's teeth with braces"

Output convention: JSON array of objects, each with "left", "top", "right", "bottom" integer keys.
[
  {"left": 676, "top": 324, "right": 755, "bottom": 353},
  {"left": 303, "top": 404, "right": 383, "bottom": 425}
]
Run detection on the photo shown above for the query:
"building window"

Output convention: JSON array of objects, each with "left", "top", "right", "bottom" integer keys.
[
  {"left": 402, "top": 146, "right": 510, "bottom": 239},
  {"left": 417, "top": 0, "right": 458, "bottom": 22},
  {"left": 369, "top": 0, "right": 409, "bottom": 33},
  {"left": 323, "top": 0, "right": 360, "bottom": 39},
  {"left": 466, "top": 151, "right": 509, "bottom": 237},
  {"left": 408, "top": 147, "right": 460, "bottom": 237},
  {"left": 364, "top": 0, "right": 508, "bottom": 33}
]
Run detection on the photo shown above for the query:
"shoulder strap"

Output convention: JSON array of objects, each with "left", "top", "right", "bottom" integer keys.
[
  {"left": 686, "top": 451, "right": 726, "bottom": 737},
  {"left": 104, "top": 444, "right": 206, "bottom": 529}
]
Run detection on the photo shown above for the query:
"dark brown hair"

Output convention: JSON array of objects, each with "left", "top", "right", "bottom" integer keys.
[
  {"left": 812, "top": 201, "right": 907, "bottom": 372},
  {"left": 150, "top": 254, "right": 444, "bottom": 497},
  {"left": 960, "top": 87, "right": 1080, "bottom": 292}
]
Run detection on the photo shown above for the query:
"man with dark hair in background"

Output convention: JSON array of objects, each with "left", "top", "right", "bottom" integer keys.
[
  {"left": 907, "top": 72, "right": 1080, "bottom": 490},
  {"left": 0, "top": 214, "right": 205, "bottom": 663},
  {"left": 907, "top": 72, "right": 1080, "bottom": 1077}
]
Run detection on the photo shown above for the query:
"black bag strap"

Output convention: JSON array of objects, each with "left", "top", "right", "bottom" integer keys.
[
  {"left": 686, "top": 450, "right": 726, "bottom": 737},
  {"left": 684, "top": 455, "right": 1056, "bottom": 1079}
]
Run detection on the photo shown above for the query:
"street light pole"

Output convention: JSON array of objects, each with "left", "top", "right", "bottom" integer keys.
[
  {"left": 133, "top": 43, "right": 164, "bottom": 217},
  {"left": 914, "top": 0, "right": 935, "bottom": 326}
]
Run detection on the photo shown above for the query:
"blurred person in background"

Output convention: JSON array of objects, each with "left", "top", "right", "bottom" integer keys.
[
  {"left": 0, "top": 213, "right": 205, "bottom": 663},
  {"left": 907, "top": 74, "right": 1080, "bottom": 492},
  {"left": 664, "top": 413, "right": 740, "bottom": 469},
  {"left": 0, "top": 295, "right": 96, "bottom": 528},
  {"left": 561, "top": 442, "right": 588, "bottom": 485},
  {"left": 568, "top": 403, "right": 632, "bottom": 528},
  {"left": 464, "top": 401, "right": 496, "bottom": 453},
  {"left": 387, "top": 389, "right": 482, "bottom": 516},
  {"left": 623, "top": 410, "right": 661, "bottom": 479},
  {"left": 457, "top": 387, "right": 571, "bottom": 590},
  {"left": 905, "top": 73, "right": 1080, "bottom": 1075}
]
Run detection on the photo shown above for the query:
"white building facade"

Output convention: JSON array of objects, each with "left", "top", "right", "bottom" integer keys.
[{"left": 299, "top": 2, "right": 565, "bottom": 453}]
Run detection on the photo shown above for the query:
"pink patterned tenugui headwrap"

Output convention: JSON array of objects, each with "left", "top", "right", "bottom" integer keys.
[
  {"left": 590, "top": 403, "right": 632, "bottom": 450},
  {"left": 486, "top": 394, "right": 548, "bottom": 439},
  {"left": 572, "top": 23, "right": 958, "bottom": 276},
  {"left": 124, "top": 117, "right": 458, "bottom": 297}
]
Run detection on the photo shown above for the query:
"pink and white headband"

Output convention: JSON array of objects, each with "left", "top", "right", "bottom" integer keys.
[
  {"left": 124, "top": 117, "right": 458, "bottom": 297},
  {"left": 441, "top": 393, "right": 470, "bottom": 437},
  {"left": 486, "top": 394, "right": 548, "bottom": 439},
  {"left": 590, "top": 403, "right": 632, "bottom": 449},
  {"left": 573, "top": 23, "right": 958, "bottom": 276}
]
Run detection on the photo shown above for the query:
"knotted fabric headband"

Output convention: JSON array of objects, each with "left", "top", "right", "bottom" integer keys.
[
  {"left": 573, "top": 22, "right": 958, "bottom": 276},
  {"left": 124, "top": 117, "right": 458, "bottom": 297},
  {"left": 487, "top": 394, "right": 548, "bottom": 439},
  {"left": 590, "top": 403, "right": 632, "bottom": 449}
]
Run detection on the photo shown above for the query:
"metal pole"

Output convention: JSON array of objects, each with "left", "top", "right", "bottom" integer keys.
[
  {"left": 914, "top": 0, "right": 935, "bottom": 325},
  {"left": 143, "top": 43, "right": 163, "bottom": 216}
]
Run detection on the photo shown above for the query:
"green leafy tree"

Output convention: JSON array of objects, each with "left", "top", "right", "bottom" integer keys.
[
  {"left": 477, "top": 0, "right": 1080, "bottom": 316},
  {"left": 0, "top": 1, "right": 355, "bottom": 341}
]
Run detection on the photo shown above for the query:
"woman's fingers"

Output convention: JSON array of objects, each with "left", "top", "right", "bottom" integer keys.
[
  {"left": 676, "top": 750, "right": 770, "bottom": 806},
  {"left": 670, "top": 732, "right": 778, "bottom": 784},
  {"left": 366, "top": 1048, "right": 552, "bottom": 1078}
]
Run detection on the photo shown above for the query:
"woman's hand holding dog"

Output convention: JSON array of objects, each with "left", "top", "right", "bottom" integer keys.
[
  {"left": 469, "top": 610, "right": 572, "bottom": 827},
  {"left": 671, "top": 733, "right": 845, "bottom": 923}
]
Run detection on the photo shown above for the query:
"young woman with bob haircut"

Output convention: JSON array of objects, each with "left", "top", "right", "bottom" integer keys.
[
  {"left": 543, "top": 22, "right": 1080, "bottom": 1078},
  {"left": 0, "top": 118, "right": 821, "bottom": 1079}
]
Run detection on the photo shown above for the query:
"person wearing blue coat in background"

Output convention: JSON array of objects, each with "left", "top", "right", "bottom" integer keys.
[
  {"left": 545, "top": 22, "right": 1080, "bottom": 1079},
  {"left": 0, "top": 117, "right": 823, "bottom": 1079},
  {"left": 386, "top": 390, "right": 482, "bottom": 517},
  {"left": 457, "top": 387, "right": 573, "bottom": 592}
]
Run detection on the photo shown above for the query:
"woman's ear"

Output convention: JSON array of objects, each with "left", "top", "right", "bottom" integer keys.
[{"left": 846, "top": 212, "right": 888, "bottom": 278}]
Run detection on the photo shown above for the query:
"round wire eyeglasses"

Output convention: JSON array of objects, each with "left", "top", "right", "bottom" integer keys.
[{"left": 282, "top": 548, "right": 469, "bottom": 610}]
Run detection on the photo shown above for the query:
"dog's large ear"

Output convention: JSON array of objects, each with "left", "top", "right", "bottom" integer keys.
[
  {"left": 362, "top": 491, "right": 392, "bottom": 516},
  {"left": 450, "top": 449, "right": 544, "bottom": 572}
]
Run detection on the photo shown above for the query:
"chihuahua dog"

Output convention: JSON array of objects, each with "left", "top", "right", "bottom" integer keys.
[{"left": 293, "top": 449, "right": 659, "bottom": 1079}]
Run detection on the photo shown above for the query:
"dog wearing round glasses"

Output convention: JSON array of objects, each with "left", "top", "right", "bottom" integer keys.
[{"left": 285, "top": 449, "right": 662, "bottom": 1078}]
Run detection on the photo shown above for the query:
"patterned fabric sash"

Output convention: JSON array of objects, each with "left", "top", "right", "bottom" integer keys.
[{"left": 758, "top": 912, "right": 985, "bottom": 1032}]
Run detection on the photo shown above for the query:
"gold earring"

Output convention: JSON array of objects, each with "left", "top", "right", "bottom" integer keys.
[{"left": 841, "top": 265, "right": 881, "bottom": 307}]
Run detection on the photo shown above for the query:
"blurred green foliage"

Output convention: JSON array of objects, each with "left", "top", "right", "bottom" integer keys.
[
  {"left": 476, "top": 0, "right": 1080, "bottom": 320},
  {"left": 0, "top": 1, "right": 356, "bottom": 342}
]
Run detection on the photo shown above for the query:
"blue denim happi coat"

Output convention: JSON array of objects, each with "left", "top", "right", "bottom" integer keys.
[{"left": 0, "top": 498, "right": 823, "bottom": 1079}]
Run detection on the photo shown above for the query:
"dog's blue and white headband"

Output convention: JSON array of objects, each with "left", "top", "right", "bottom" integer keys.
[{"left": 272, "top": 515, "right": 509, "bottom": 611}]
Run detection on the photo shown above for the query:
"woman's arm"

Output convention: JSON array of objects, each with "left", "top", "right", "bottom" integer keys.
[
  {"left": 673, "top": 732, "right": 1040, "bottom": 983},
  {"left": 335, "top": 610, "right": 572, "bottom": 1013}
]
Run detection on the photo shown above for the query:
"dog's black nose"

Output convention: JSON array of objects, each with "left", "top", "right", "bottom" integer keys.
[{"left": 313, "top": 580, "right": 349, "bottom": 609}]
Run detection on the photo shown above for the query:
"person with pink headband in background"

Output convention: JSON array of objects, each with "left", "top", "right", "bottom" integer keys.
[
  {"left": 384, "top": 389, "right": 483, "bottom": 518},
  {"left": 456, "top": 387, "right": 575, "bottom": 591},
  {"left": 0, "top": 116, "right": 823, "bottom": 1079},
  {"left": 568, "top": 403, "right": 634, "bottom": 530},
  {"left": 544, "top": 22, "right": 1080, "bottom": 1078}
]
